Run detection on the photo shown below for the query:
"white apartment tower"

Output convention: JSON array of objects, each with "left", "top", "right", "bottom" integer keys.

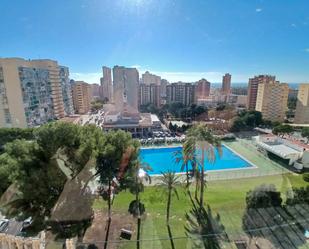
[
  {"left": 100, "top": 66, "right": 113, "bottom": 102},
  {"left": 113, "top": 66, "right": 139, "bottom": 110}
]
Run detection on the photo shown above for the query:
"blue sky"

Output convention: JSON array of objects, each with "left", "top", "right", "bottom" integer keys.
[{"left": 0, "top": 0, "right": 309, "bottom": 83}]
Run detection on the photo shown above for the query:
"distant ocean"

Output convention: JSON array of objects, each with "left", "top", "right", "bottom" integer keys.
[{"left": 212, "top": 83, "right": 300, "bottom": 89}]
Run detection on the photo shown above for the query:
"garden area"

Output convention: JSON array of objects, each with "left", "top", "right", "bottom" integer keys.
[
  {"left": 1, "top": 123, "right": 308, "bottom": 249},
  {"left": 89, "top": 173, "right": 308, "bottom": 249}
]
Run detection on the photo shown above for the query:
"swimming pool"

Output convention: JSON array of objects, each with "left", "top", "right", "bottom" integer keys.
[{"left": 140, "top": 146, "right": 253, "bottom": 175}]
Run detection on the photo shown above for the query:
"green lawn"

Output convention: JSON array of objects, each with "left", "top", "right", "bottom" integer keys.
[{"left": 93, "top": 173, "right": 307, "bottom": 249}]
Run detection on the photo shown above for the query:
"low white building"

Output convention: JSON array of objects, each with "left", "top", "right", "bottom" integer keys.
[
  {"left": 102, "top": 104, "right": 163, "bottom": 137},
  {"left": 254, "top": 135, "right": 305, "bottom": 166}
]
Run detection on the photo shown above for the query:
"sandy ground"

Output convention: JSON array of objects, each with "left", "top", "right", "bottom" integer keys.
[{"left": 83, "top": 211, "right": 136, "bottom": 249}]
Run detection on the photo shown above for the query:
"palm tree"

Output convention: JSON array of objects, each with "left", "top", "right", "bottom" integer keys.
[
  {"left": 157, "top": 171, "right": 181, "bottom": 224},
  {"left": 174, "top": 149, "right": 191, "bottom": 188},
  {"left": 128, "top": 161, "right": 151, "bottom": 249},
  {"left": 96, "top": 157, "right": 114, "bottom": 249},
  {"left": 96, "top": 146, "right": 137, "bottom": 249},
  {"left": 183, "top": 136, "right": 200, "bottom": 200},
  {"left": 157, "top": 171, "right": 180, "bottom": 249},
  {"left": 185, "top": 125, "right": 221, "bottom": 207},
  {"left": 185, "top": 198, "right": 227, "bottom": 249}
]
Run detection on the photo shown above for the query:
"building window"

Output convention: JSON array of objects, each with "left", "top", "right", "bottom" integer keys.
[{"left": 4, "top": 109, "right": 11, "bottom": 124}]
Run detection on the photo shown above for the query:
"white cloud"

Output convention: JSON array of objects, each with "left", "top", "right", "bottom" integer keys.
[
  {"left": 291, "top": 23, "right": 297, "bottom": 28},
  {"left": 151, "top": 71, "right": 224, "bottom": 82},
  {"left": 70, "top": 72, "right": 101, "bottom": 83},
  {"left": 256, "top": 8, "right": 262, "bottom": 12},
  {"left": 130, "top": 64, "right": 142, "bottom": 69},
  {"left": 140, "top": 70, "right": 250, "bottom": 82}
]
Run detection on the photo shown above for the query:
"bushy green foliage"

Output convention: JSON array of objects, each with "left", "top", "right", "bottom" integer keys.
[
  {"left": 96, "top": 129, "right": 140, "bottom": 189},
  {"left": 230, "top": 110, "right": 262, "bottom": 132},
  {"left": 0, "top": 138, "right": 67, "bottom": 224},
  {"left": 286, "top": 186, "right": 309, "bottom": 205},
  {"left": 301, "top": 127, "right": 309, "bottom": 140},
  {"left": 244, "top": 184, "right": 282, "bottom": 209},
  {"left": 90, "top": 99, "right": 104, "bottom": 113},
  {"left": 140, "top": 102, "right": 207, "bottom": 121},
  {"left": 272, "top": 124, "right": 293, "bottom": 136},
  {"left": 303, "top": 173, "right": 309, "bottom": 182},
  {"left": 0, "top": 127, "right": 34, "bottom": 153},
  {"left": 128, "top": 200, "right": 145, "bottom": 217},
  {"left": 0, "top": 122, "right": 139, "bottom": 231}
]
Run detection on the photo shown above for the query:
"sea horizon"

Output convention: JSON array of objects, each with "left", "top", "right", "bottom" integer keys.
[{"left": 210, "top": 82, "right": 302, "bottom": 89}]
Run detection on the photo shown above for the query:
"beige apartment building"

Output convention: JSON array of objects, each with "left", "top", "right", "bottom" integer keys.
[
  {"left": 255, "top": 81, "right": 289, "bottom": 122},
  {"left": 139, "top": 83, "right": 161, "bottom": 108},
  {"left": 195, "top": 78, "right": 210, "bottom": 99},
  {"left": 0, "top": 58, "right": 73, "bottom": 128},
  {"left": 222, "top": 73, "right": 231, "bottom": 95},
  {"left": 247, "top": 75, "right": 276, "bottom": 110},
  {"left": 294, "top": 84, "right": 309, "bottom": 124},
  {"left": 166, "top": 82, "right": 195, "bottom": 106},
  {"left": 71, "top": 81, "right": 92, "bottom": 114},
  {"left": 142, "top": 71, "right": 161, "bottom": 85}
]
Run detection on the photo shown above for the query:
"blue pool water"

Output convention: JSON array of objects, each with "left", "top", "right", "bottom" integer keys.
[{"left": 140, "top": 146, "right": 253, "bottom": 175}]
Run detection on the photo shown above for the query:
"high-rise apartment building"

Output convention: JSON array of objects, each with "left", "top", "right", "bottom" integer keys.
[
  {"left": 142, "top": 71, "right": 161, "bottom": 85},
  {"left": 222, "top": 73, "right": 231, "bottom": 95},
  {"left": 160, "top": 79, "right": 168, "bottom": 97},
  {"left": 100, "top": 66, "right": 113, "bottom": 102},
  {"left": 60, "top": 66, "right": 74, "bottom": 116},
  {"left": 288, "top": 88, "right": 298, "bottom": 100},
  {"left": 166, "top": 82, "right": 195, "bottom": 106},
  {"left": 160, "top": 79, "right": 168, "bottom": 105},
  {"left": 247, "top": 75, "right": 276, "bottom": 110},
  {"left": 139, "top": 84, "right": 161, "bottom": 107},
  {"left": 90, "top": 83, "right": 101, "bottom": 99},
  {"left": 139, "top": 71, "right": 161, "bottom": 108},
  {"left": 0, "top": 58, "right": 72, "bottom": 128},
  {"left": 255, "top": 81, "right": 289, "bottom": 122},
  {"left": 294, "top": 84, "right": 309, "bottom": 124},
  {"left": 113, "top": 66, "right": 139, "bottom": 110},
  {"left": 195, "top": 78, "right": 210, "bottom": 99},
  {"left": 71, "top": 81, "right": 92, "bottom": 114}
]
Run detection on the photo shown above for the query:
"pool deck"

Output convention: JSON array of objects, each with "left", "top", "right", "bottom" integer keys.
[{"left": 144, "top": 139, "right": 293, "bottom": 185}]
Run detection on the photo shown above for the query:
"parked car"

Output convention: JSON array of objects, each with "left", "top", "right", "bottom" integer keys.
[
  {"left": 0, "top": 219, "right": 9, "bottom": 232},
  {"left": 22, "top": 217, "right": 33, "bottom": 229}
]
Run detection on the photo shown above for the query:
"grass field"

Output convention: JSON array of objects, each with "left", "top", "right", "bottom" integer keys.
[{"left": 92, "top": 173, "right": 307, "bottom": 249}]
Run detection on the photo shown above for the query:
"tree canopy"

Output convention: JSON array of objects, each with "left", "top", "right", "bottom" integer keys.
[
  {"left": 139, "top": 102, "right": 207, "bottom": 122},
  {"left": 90, "top": 99, "right": 104, "bottom": 113},
  {"left": 230, "top": 110, "right": 262, "bottom": 132},
  {"left": 286, "top": 186, "right": 309, "bottom": 205},
  {"left": 0, "top": 127, "right": 34, "bottom": 153},
  {"left": 244, "top": 184, "right": 282, "bottom": 209},
  {"left": 301, "top": 127, "right": 309, "bottom": 140},
  {"left": 272, "top": 124, "right": 293, "bottom": 137},
  {"left": 0, "top": 122, "right": 140, "bottom": 233}
]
